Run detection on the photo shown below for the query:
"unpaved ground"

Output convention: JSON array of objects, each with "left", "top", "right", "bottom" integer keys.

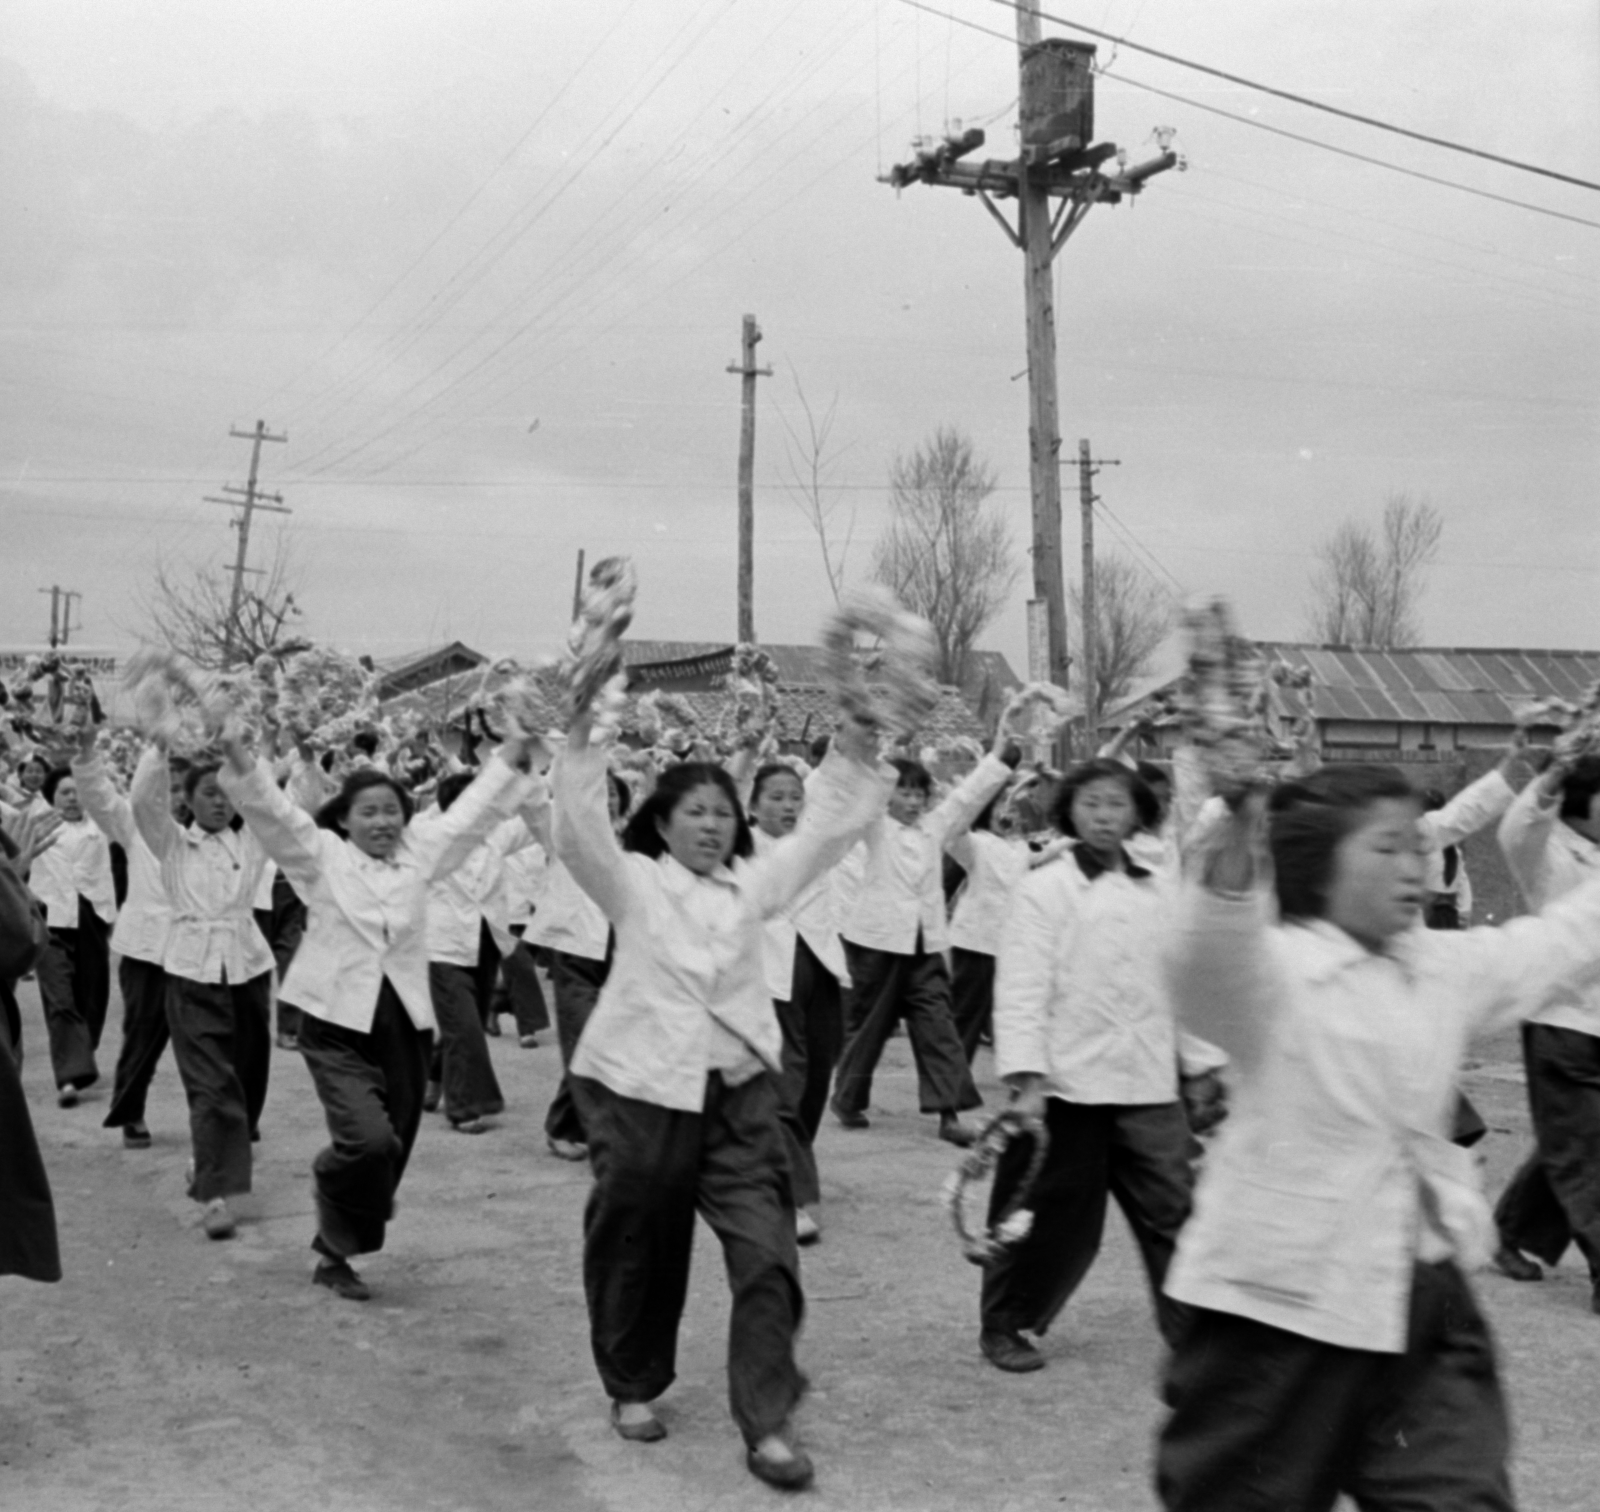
[{"left": 2, "top": 980, "right": 1596, "bottom": 1512}]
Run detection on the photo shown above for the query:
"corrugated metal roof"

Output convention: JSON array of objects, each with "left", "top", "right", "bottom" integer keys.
[{"left": 1109, "top": 643, "right": 1600, "bottom": 729}]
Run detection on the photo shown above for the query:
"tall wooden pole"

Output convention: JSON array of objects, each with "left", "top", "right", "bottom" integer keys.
[
  {"left": 1017, "top": 2, "right": 1070, "bottom": 692},
  {"left": 1078, "top": 438, "right": 1097, "bottom": 731},
  {"left": 727, "top": 315, "right": 771, "bottom": 644},
  {"left": 205, "top": 419, "right": 289, "bottom": 667}
]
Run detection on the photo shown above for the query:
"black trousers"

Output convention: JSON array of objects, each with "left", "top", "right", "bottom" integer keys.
[
  {"left": 297, "top": 981, "right": 431, "bottom": 1259},
  {"left": 570, "top": 1071, "right": 804, "bottom": 1445},
  {"left": 165, "top": 971, "right": 273, "bottom": 1201},
  {"left": 494, "top": 927, "right": 551, "bottom": 1038},
  {"left": 950, "top": 947, "right": 995, "bottom": 1063},
  {"left": 36, "top": 899, "right": 111, "bottom": 1091},
  {"left": 544, "top": 948, "right": 609, "bottom": 1145},
  {"left": 0, "top": 1004, "right": 60, "bottom": 1283},
  {"left": 427, "top": 960, "right": 505, "bottom": 1123},
  {"left": 981, "top": 1098, "right": 1194, "bottom": 1345},
  {"left": 1156, "top": 1261, "right": 1515, "bottom": 1512},
  {"left": 1494, "top": 1022, "right": 1600, "bottom": 1279},
  {"left": 774, "top": 937, "right": 844, "bottom": 1210},
  {"left": 102, "top": 955, "right": 170, "bottom": 1129},
  {"left": 831, "top": 938, "right": 980, "bottom": 1118},
  {"left": 255, "top": 869, "right": 307, "bottom": 1039}
]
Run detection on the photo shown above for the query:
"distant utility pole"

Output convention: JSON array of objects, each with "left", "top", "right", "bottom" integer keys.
[
  {"left": 36, "top": 586, "right": 82, "bottom": 648},
  {"left": 726, "top": 315, "right": 772, "bottom": 644},
  {"left": 1076, "top": 438, "right": 1120, "bottom": 731},
  {"left": 882, "top": 1, "right": 1178, "bottom": 694},
  {"left": 205, "top": 420, "right": 289, "bottom": 667}
]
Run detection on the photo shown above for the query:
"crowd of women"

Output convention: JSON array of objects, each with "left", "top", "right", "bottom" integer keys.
[{"left": 3, "top": 632, "right": 1599, "bottom": 1508}]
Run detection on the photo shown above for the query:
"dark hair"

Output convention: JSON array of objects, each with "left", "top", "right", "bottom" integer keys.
[
  {"left": 18, "top": 754, "right": 49, "bottom": 780},
  {"left": 183, "top": 762, "right": 222, "bottom": 801},
  {"left": 348, "top": 730, "right": 381, "bottom": 758},
  {"left": 623, "top": 762, "right": 752, "bottom": 863},
  {"left": 888, "top": 757, "right": 933, "bottom": 796},
  {"left": 1420, "top": 787, "right": 1446, "bottom": 812},
  {"left": 1558, "top": 756, "right": 1600, "bottom": 825},
  {"left": 1050, "top": 759, "right": 1160, "bottom": 837},
  {"left": 1268, "top": 764, "right": 1417, "bottom": 922},
  {"left": 41, "top": 765, "right": 73, "bottom": 803},
  {"left": 972, "top": 786, "right": 1010, "bottom": 834},
  {"left": 749, "top": 762, "right": 803, "bottom": 810},
  {"left": 609, "top": 771, "right": 632, "bottom": 818},
  {"left": 316, "top": 769, "right": 415, "bottom": 832},
  {"left": 808, "top": 734, "right": 831, "bottom": 766},
  {"left": 435, "top": 771, "right": 475, "bottom": 813}
]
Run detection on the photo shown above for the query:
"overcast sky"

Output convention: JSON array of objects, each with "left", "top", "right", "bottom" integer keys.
[{"left": 3, "top": 0, "right": 1597, "bottom": 683}]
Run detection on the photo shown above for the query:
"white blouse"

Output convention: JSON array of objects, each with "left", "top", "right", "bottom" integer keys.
[
  {"left": 28, "top": 815, "right": 117, "bottom": 931},
  {"left": 72, "top": 750, "right": 170, "bottom": 965}
]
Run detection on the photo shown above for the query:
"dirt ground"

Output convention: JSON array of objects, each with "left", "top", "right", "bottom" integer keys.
[{"left": 2, "top": 980, "right": 1596, "bottom": 1512}]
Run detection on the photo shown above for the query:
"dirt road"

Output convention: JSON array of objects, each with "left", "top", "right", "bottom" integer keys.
[{"left": 2, "top": 983, "right": 1595, "bottom": 1511}]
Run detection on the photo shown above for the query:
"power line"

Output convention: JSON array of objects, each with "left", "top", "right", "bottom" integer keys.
[
  {"left": 1092, "top": 499, "right": 1186, "bottom": 595},
  {"left": 893, "top": 0, "right": 1600, "bottom": 232},
  {"left": 984, "top": 0, "right": 1600, "bottom": 194}
]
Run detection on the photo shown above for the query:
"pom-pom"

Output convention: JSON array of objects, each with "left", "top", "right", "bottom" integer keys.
[
  {"left": 558, "top": 557, "right": 637, "bottom": 731},
  {"left": 819, "top": 587, "right": 940, "bottom": 739}
]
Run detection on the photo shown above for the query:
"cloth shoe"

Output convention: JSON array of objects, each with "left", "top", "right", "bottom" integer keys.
[
  {"left": 518, "top": 1034, "right": 539, "bottom": 1048},
  {"left": 980, "top": 1328, "right": 1045, "bottom": 1373},
  {"left": 938, "top": 1112, "right": 978, "bottom": 1148},
  {"left": 122, "top": 1122, "right": 152, "bottom": 1149},
  {"left": 547, "top": 1136, "right": 588, "bottom": 1161},
  {"left": 483, "top": 1014, "right": 502, "bottom": 1037},
  {"left": 1492, "top": 1244, "right": 1543, "bottom": 1282},
  {"left": 610, "top": 1401, "right": 666, "bottom": 1442},
  {"left": 795, "top": 1209, "right": 821, "bottom": 1246},
  {"left": 202, "top": 1198, "right": 237, "bottom": 1241},
  {"left": 314, "top": 1257, "right": 371, "bottom": 1301},
  {"left": 57, "top": 1086, "right": 80, "bottom": 1108},
  {"left": 831, "top": 1103, "right": 869, "bottom": 1130},
  {"left": 452, "top": 1117, "right": 491, "bottom": 1135},
  {"left": 422, "top": 1081, "right": 442, "bottom": 1113},
  {"left": 746, "top": 1435, "right": 814, "bottom": 1491}
]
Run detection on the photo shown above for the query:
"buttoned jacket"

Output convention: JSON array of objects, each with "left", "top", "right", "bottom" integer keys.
[
  {"left": 219, "top": 755, "right": 528, "bottom": 1032},
  {"left": 836, "top": 754, "right": 1011, "bottom": 955},
  {"left": 752, "top": 827, "right": 850, "bottom": 999},
  {"left": 28, "top": 816, "right": 117, "bottom": 931},
  {"left": 1164, "top": 877, "right": 1600, "bottom": 1354},
  {"left": 947, "top": 830, "right": 1037, "bottom": 956},
  {"left": 1497, "top": 781, "right": 1600, "bottom": 1039},
  {"left": 421, "top": 812, "right": 542, "bottom": 966},
  {"left": 72, "top": 750, "right": 170, "bottom": 964},
  {"left": 555, "top": 741, "right": 893, "bottom": 1112}
]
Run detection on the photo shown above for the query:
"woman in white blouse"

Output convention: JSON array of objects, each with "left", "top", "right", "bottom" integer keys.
[
  {"left": 30, "top": 765, "right": 117, "bottom": 1105},
  {"left": 220, "top": 723, "right": 535, "bottom": 1301},
  {"left": 552, "top": 714, "right": 889, "bottom": 1490},
  {"left": 1155, "top": 760, "right": 1600, "bottom": 1512}
]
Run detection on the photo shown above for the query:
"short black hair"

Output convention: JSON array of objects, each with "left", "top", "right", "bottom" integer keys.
[
  {"left": 1049, "top": 759, "right": 1160, "bottom": 837},
  {"left": 609, "top": 771, "right": 632, "bottom": 819},
  {"left": 434, "top": 770, "right": 475, "bottom": 813},
  {"left": 41, "top": 765, "right": 73, "bottom": 803},
  {"left": 888, "top": 757, "right": 933, "bottom": 796},
  {"left": 808, "top": 734, "right": 831, "bottom": 766},
  {"left": 623, "top": 761, "right": 752, "bottom": 863},
  {"left": 749, "top": 762, "right": 804, "bottom": 810},
  {"left": 183, "top": 762, "right": 223, "bottom": 801},
  {"left": 348, "top": 730, "right": 381, "bottom": 758},
  {"left": 1558, "top": 755, "right": 1600, "bottom": 825},
  {"left": 315, "top": 769, "right": 415, "bottom": 832},
  {"left": 1268, "top": 763, "right": 1418, "bottom": 922}
]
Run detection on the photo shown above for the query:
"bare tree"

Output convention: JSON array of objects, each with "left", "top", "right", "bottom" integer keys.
[
  {"left": 1068, "top": 553, "right": 1174, "bottom": 721},
  {"left": 871, "top": 426, "right": 1019, "bottom": 685},
  {"left": 1304, "top": 494, "right": 1444, "bottom": 645},
  {"left": 775, "top": 370, "right": 855, "bottom": 602},
  {"left": 139, "top": 529, "right": 304, "bottom": 669}
]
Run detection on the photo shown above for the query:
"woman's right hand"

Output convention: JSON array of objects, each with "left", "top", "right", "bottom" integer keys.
[
  {"left": 1005, "top": 1072, "right": 1047, "bottom": 1122},
  {"left": 220, "top": 715, "right": 253, "bottom": 776}
]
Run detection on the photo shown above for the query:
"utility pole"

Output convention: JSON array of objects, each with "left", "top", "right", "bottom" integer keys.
[
  {"left": 881, "top": 2, "right": 1178, "bottom": 694},
  {"left": 36, "top": 586, "right": 82, "bottom": 648},
  {"left": 572, "top": 548, "right": 587, "bottom": 620},
  {"left": 726, "top": 315, "right": 772, "bottom": 644},
  {"left": 1075, "top": 439, "right": 1119, "bottom": 733},
  {"left": 205, "top": 420, "right": 289, "bottom": 667}
]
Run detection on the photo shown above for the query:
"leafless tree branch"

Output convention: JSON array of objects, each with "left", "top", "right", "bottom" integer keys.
[
  {"left": 1303, "top": 493, "right": 1443, "bottom": 646},
  {"left": 775, "top": 369, "right": 856, "bottom": 603},
  {"left": 1068, "top": 554, "right": 1174, "bottom": 718},
  {"left": 137, "top": 528, "right": 304, "bottom": 669}
]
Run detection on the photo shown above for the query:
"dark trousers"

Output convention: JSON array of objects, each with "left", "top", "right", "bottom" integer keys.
[
  {"left": 544, "top": 949, "right": 609, "bottom": 1145},
  {"left": 255, "top": 870, "right": 306, "bottom": 1039},
  {"left": 165, "top": 971, "right": 272, "bottom": 1201},
  {"left": 102, "top": 956, "right": 170, "bottom": 1128},
  {"left": 831, "top": 938, "right": 980, "bottom": 1118},
  {"left": 427, "top": 960, "right": 505, "bottom": 1124},
  {"left": 570, "top": 1071, "right": 805, "bottom": 1445},
  {"left": 1494, "top": 1022, "right": 1600, "bottom": 1279},
  {"left": 494, "top": 928, "right": 551, "bottom": 1038},
  {"left": 951, "top": 947, "right": 995, "bottom": 1063},
  {"left": 35, "top": 899, "right": 111, "bottom": 1091},
  {"left": 0, "top": 1006, "right": 60, "bottom": 1283},
  {"left": 982, "top": 1099, "right": 1194, "bottom": 1345},
  {"left": 775, "top": 938, "right": 844, "bottom": 1210},
  {"left": 297, "top": 981, "right": 431, "bottom": 1259},
  {"left": 1156, "top": 1261, "right": 1515, "bottom": 1512}
]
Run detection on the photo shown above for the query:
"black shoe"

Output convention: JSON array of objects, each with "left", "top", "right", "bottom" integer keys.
[
  {"left": 832, "top": 1104, "right": 869, "bottom": 1130},
  {"left": 122, "top": 1122, "right": 152, "bottom": 1149},
  {"left": 483, "top": 1015, "right": 502, "bottom": 1037},
  {"left": 746, "top": 1439, "right": 814, "bottom": 1491},
  {"left": 980, "top": 1328, "right": 1045, "bottom": 1373},
  {"left": 314, "top": 1258, "right": 372, "bottom": 1301},
  {"left": 1492, "top": 1245, "right": 1543, "bottom": 1282},
  {"left": 422, "top": 1081, "right": 442, "bottom": 1113}
]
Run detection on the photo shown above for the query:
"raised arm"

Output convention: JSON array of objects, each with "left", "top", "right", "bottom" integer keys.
[
  {"left": 550, "top": 736, "right": 639, "bottom": 928},
  {"left": 414, "top": 756, "right": 532, "bottom": 883},
  {"left": 1496, "top": 770, "right": 1560, "bottom": 909},
  {"left": 217, "top": 753, "right": 330, "bottom": 893},
  {"left": 1422, "top": 765, "right": 1516, "bottom": 850},
  {"left": 130, "top": 745, "right": 187, "bottom": 859},
  {"left": 927, "top": 754, "right": 1012, "bottom": 852},
  {"left": 70, "top": 728, "right": 138, "bottom": 849}
]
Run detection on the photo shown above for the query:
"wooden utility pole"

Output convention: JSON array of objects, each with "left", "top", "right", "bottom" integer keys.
[
  {"left": 572, "top": 548, "right": 587, "bottom": 619},
  {"left": 36, "top": 586, "right": 81, "bottom": 648},
  {"left": 1074, "top": 439, "right": 1120, "bottom": 734},
  {"left": 882, "top": 2, "right": 1177, "bottom": 694},
  {"left": 205, "top": 420, "right": 289, "bottom": 667},
  {"left": 726, "top": 315, "right": 772, "bottom": 644}
]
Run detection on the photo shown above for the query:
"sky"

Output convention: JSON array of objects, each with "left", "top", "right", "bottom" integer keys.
[{"left": 2, "top": 0, "right": 1597, "bottom": 688}]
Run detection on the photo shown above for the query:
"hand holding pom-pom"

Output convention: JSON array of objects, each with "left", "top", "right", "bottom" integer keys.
[{"left": 820, "top": 588, "right": 940, "bottom": 739}]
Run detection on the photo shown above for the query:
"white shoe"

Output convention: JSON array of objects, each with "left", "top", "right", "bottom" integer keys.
[
  {"left": 202, "top": 1198, "right": 236, "bottom": 1240},
  {"left": 795, "top": 1209, "right": 820, "bottom": 1246}
]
